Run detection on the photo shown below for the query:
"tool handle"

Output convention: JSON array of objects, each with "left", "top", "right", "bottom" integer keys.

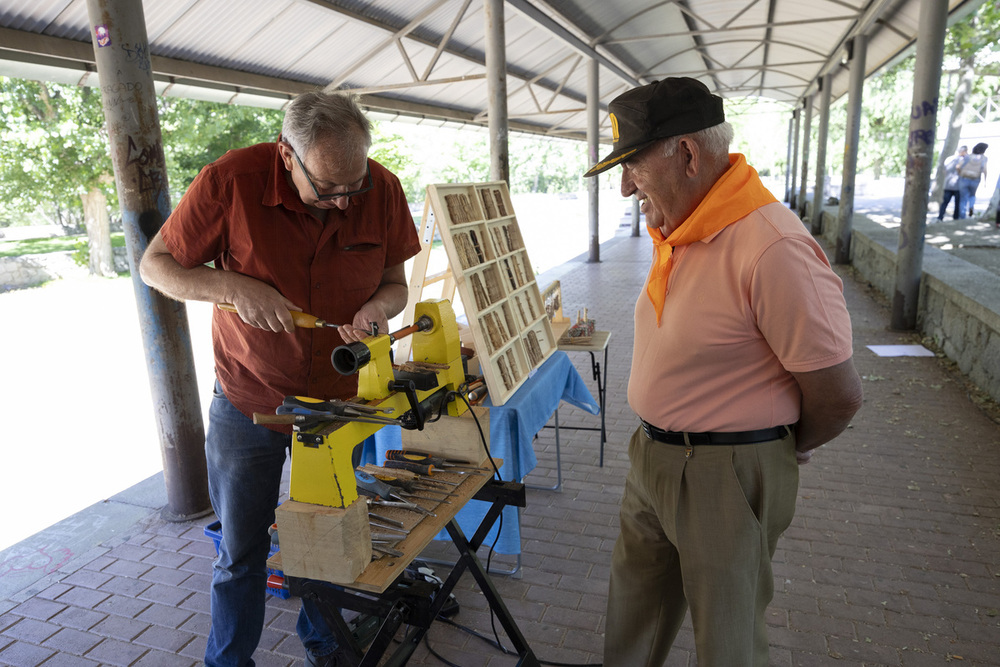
[
  {"left": 280, "top": 395, "right": 335, "bottom": 415},
  {"left": 355, "top": 471, "right": 395, "bottom": 499},
  {"left": 383, "top": 460, "right": 435, "bottom": 476},
  {"left": 252, "top": 413, "right": 305, "bottom": 425},
  {"left": 359, "top": 464, "right": 419, "bottom": 481},
  {"left": 385, "top": 449, "right": 442, "bottom": 466},
  {"left": 217, "top": 303, "right": 332, "bottom": 329}
]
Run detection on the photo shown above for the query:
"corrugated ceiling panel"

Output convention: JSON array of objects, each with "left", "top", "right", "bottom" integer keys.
[
  {"left": 0, "top": 0, "right": 985, "bottom": 141},
  {"left": 0, "top": 0, "right": 73, "bottom": 32}
]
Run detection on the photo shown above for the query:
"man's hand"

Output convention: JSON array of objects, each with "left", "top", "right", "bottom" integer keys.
[
  {"left": 140, "top": 232, "right": 301, "bottom": 333},
  {"left": 225, "top": 284, "right": 302, "bottom": 334},
  {"left": 790, "top": 357, "right": 864, "bottom": 465},
  {"left": 337, "top": 301, "right": 390, "bottom": 343}
]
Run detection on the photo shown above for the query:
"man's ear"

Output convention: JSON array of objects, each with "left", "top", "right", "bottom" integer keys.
[
  {"left": 277, "top": 141, "right": 295, "bottom": 172},
  {"left": 678, "top": 137, "right": 699, "bottom": 177}
]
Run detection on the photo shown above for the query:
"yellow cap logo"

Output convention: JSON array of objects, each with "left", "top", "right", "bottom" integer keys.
[{"left": 610, "top": 112, "right": 620, "bottom": 143}]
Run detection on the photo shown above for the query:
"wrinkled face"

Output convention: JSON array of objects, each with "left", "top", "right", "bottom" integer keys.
[
  {"left": 620, "top": 140, "right": 689, "bottom": 235},
  {"left": 280, "top": 137, "right": 370, "bottom": 211}
]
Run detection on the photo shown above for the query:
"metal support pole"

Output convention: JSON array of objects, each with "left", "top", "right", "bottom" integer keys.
[
  {"left": 587, "top": 58, "right": 600, "bottom": 262},
  {"left": 784, "top": 118, "right": 794, "bottom": 203},
  {"left": 835, "top": 34, "right": 867, "bottom": 264},
  {"left": 811, "top": 74, "right": 832, "bottom": 235},
  {"left": 86, "top": 0, "right": 209, "bottom": 520},
  {"left": 797, "top": 96, "right": 813, "bottom": 219},
  {"left": 790, "top": 109, "right": 800, "bottom": 209},
  {"left": 892, "top": 0, "right": 948, "bottom": 330},
  {"left": 484, "top": 0, "right": 509, "bottom": 183},
  {"left": 632, "top": 196, "right": 641, "bottom": 237}
]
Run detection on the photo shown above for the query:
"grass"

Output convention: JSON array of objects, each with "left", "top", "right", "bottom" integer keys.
[{"left": 0, "top": 232, "right": 126, "bottom": 258}]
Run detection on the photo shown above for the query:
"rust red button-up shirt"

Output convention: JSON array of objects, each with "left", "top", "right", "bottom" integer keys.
[{"left": 160, "top": 142, "right": 420, "bottom": 430}]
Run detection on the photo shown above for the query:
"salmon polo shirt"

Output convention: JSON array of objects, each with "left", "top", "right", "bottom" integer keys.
[
  {"left": 628, "top": 201, "right": 854, "bottom": 433},
  {"left": 160, "top": 142, "right": 420, "bottom": 429}
]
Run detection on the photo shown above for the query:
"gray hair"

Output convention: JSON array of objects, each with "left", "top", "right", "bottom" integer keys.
[
  {"left": 661, "top": 122, "right": 734, "bottom": 158},
  {"left": 282, "top": 91, "right": 372, "bottom": 159}
]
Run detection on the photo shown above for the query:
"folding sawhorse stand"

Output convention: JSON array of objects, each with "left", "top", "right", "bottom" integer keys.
[{"left": 284, "top": 479, "right": 540, "bottom": 667}]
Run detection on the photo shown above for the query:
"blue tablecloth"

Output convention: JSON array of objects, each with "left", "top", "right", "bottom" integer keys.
[{"left": 361, "top": 350, "right": 599, "bottom": 554}]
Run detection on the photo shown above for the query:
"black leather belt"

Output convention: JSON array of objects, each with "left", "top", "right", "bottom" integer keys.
[{"left": 640, "top": 420, "right": 792, "bottom": 446}]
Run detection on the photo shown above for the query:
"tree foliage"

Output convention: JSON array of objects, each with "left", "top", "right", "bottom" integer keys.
[
  {"left": 156, "top": 97, "right": 285, "bottom": 201},
  {"left": 0, "top": 77, "right": 113, "bottom": 228}
]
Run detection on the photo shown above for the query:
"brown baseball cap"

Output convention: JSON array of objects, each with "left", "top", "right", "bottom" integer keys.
[{"left": 583, "top": 77, "right": 725, "bottom": 177}]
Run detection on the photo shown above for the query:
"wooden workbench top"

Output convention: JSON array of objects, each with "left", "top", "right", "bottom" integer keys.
[{"left": 269, "top": 459, "right": 500, "bottom": 594}]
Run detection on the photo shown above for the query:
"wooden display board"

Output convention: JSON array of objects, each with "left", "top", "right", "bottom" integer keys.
[{"left": 421, "top": 181, "right": 557, "bottom": 405}]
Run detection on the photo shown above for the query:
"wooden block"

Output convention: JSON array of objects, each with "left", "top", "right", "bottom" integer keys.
[
  {"left": 275, "top": 499, "right": 372, "bottom": 584},
  {"left": 401, "top": 405, "right": 491, "bottom": 465}
]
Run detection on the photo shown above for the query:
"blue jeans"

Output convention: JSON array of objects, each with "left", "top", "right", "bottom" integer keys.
[
  {"left": 939, "top": 189, "right": 962, "bottom": 220},
  {"left": 204, "top": 381, "right": 338, "bottom": 667},
  {"left": 958, "top": 177, "right": 980, "bottom": 218}
]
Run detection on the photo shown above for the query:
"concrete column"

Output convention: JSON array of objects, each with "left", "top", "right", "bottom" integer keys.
[
  {"left": 835, "top": 34, "right": 867, "bottom": 264},
  {"left": 790, "top": 109, "right": 800, "bottom": 209},
  {"left": 86, "top": 0, "right": 209, "bottom": 520},
  {"left": 784, "top": 118, "right": 794, "bottom": 203},
  {"left": 797, "top": 96, "right": 813, "bottom": 219},
  {"left": 632, "top": 196, "right": 641, "bottom": 237},
  {"left": 891, "top": 0, "right": 948, "bottom": 330},
  {"left": 587, "top": 58, "right": 600, "bottom": 262},
  {"left": 484, "top": 0, "right": 509, "bottom": 183},
  {"left": 811, "top": 74, "right": 832, "bottom": 234}
]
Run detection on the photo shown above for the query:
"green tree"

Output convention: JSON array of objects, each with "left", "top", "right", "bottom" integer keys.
[
  {"left": 859, "top": 57, "right": 915, "bottom": 180},
  {"left": 0, "top": 77, "right": 117, "bottom": 275},
  {"left": 157, "top": 97, "right": 284, "bottom": 201},
  {"left": 932, "top": 0, "right": 1000, "bottom": 205}
]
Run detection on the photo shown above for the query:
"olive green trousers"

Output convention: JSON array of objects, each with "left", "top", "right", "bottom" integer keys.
[{"left": 604, "top": 426, "right": 799, "bottom": 667}]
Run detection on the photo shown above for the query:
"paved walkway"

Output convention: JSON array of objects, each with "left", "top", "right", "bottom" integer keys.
[{"left": 3, "top": 228, "right": 1000, "bottom": 666}]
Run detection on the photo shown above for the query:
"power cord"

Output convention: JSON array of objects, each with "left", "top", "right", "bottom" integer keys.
[{"left": 437, "top": 389, "right": 602, "bottom": 667}]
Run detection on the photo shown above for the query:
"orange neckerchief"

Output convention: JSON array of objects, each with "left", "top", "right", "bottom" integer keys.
[{"left": 646, "top": 153, "right": 777, "bottom": 325}]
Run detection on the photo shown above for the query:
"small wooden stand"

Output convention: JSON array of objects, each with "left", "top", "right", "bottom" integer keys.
[{"left": 275, "top": 499, "right": 372, "bottom": 584}]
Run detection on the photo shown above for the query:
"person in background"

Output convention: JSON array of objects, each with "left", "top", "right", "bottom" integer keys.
[
  {"left": 583, "top": 77, "right": 863, "bottom": 667},
  {"left": 938, "top": 145, "right": 967, "bottom": 221},
  {"left": 140, "top": 91, "right": 420, "bottom": 667},
  {"left": 958, "top": 142, "right": 988, "bottom": 219}
]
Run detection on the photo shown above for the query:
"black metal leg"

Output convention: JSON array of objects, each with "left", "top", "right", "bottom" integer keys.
[
  {"left": 287, "top": 481, "right": 536, "bottom": 665},
  {"left": 445, "top": 519, "right": 541, "bottom": 666},
  {"left": 588, "top": 348, "right": 609, "bottom": 467}
]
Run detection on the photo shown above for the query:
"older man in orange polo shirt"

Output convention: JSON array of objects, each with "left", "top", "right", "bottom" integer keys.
[{"left": 585, "top": 78, "right": 863, "bottom": 666}]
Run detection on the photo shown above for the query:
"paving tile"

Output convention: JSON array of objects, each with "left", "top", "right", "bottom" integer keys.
[
  {"left": 35, "top": 653, "right": 100, "bottom": 667},
  {"left": 47, "top": 607, "right": 106, "bottom": 632},
  {"left": 90, "top": 613, "right": 149, "bottom": 641},
  {"left": 131, "top": 648, "right": 199, "bottom": 667},
  {"left": 133, "top": 624, "right": 198, "bottom": 652},
  {"left": 82, "top": 637, "right": 149, "bottom": 666},
  {"left": 41, "top": 627, "right": 104, "bottom": 655},
  {"left": 1, "top": 618, "right": 60, "bottom": 643},
  {"left": 93, "top": 594, "right": 152, "bottom": 618},
  {"left": 52, "top": 586, "right": 111, "bottom": 609},
  {"left": 137, "top": 583, "right": 193, "bottom": 606},
  {"left": 0, "top": 640, "right": 56, "bottom": 667},
  {"left": 8, "top": 598, "right": 67, "bottom": 622}
]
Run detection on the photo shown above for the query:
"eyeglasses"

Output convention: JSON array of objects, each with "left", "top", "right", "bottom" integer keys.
[{"left": 292, "top": 150, "right": 373, "bottom": 201}]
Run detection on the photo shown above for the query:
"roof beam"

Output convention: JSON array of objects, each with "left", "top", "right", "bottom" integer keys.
[{"left": 504, "top": 0, "right": 642, "bottom": 87}]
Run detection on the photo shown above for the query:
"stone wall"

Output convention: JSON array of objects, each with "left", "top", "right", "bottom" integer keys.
[
  {"left": 818, "top": 207, "right": 1000, "bottom": 404},
  {"left": 0, "top": 248, "right": 129, "bottom": 291}
]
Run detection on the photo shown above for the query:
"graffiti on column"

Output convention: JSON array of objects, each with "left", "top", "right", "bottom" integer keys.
[
  {"left": 121, "top": 41, "right": 151, "bottom": 73},
  {"left": 908, "top": 97, "right": 938, "bottom": 147},
  {"left": 126, "top": 135, "right": 166, "bottom": 197}
]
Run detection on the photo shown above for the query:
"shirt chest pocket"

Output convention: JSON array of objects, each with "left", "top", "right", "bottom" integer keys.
[{"left": 329, "top": 233, "right": 387, "bottom": 294}]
